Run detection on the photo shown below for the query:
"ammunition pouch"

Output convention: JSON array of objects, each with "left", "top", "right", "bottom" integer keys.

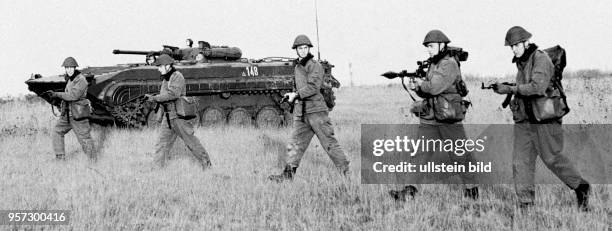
[
  {"left": 433, "top": 94, "right": 467, "bottom": 123},
  {"left": 175, "top": 96, "right": 197, "bottom": 120},
  {"left": 320, "top": 87, "right": 336, "bottom": 110},
  {"left": 455, "top": 78, "right": 469, "bottom": 97},
  {"left": 530, "top": 88, "right": 569, "bottom": 122},
  {"left": 412, "top": 100, "right": 434, "bottom": 120},
  {"left": 509, "top": 97, "right": 528, "bottom": 122},
  {"left": 70, "top": 99, "right": 92, "bottom": 121}
]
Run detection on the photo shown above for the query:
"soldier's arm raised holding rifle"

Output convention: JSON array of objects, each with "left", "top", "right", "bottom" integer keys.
[
  {"left": 484, "top": 26, "right": 591, "bottom": 211},
  {"left": 381, "top": 30, "right": 479, "bottom": 201}
]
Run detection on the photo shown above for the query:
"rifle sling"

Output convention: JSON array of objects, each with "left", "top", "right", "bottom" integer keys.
[
  {"left": 400, "top": 77, "right": 417, "bottom": 101},
  {"left": 160, "top": 103, "right": 172, "bottom": 129}
]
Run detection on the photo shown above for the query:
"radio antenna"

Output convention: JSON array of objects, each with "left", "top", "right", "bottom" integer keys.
[{"left": 314, "top": 0, "right": 321, "bottom": 60}]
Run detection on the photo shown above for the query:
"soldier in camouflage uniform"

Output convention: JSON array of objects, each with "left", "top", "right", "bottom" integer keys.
[
  {"left": 145, "top": 54, "right": 212, "bottom": 170},
  {"left": 268, "top": 35, "right": 350, "bottom": 182},
  {"left": 49, "top": 57, "right": 96, "bottom": 161},
  {"left": 495, "top": 26, "right": 590, "bottom": 210}
]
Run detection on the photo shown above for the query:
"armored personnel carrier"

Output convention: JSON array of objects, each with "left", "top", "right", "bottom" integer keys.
[{"left": 25, "top": 44, "right": 340, "bottom": 128}]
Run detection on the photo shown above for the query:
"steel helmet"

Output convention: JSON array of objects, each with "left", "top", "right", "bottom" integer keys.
[
  {"left": 505, "top": 26, "right": 532, "bottom": 46},
  {"left": 152, "top": 54, "right": 175, "bottom": 66},
  {"left": 198, "top": 41, "right": 211, "bottom": 49},
  {"left": 292, "top": 34, "right": 313, "bottom": 49},
  {"left": 61, "top": 57, "right": 79, "bottom": 67},
  {"left": 423, "top": 30, "right": 450, "bottom": 46}
]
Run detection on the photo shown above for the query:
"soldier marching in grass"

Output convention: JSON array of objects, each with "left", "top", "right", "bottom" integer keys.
[
  {"left": 268, "top": 35, "right": 350, "bottom": 182},
  {"left": 493, "top": 26, "right": 590, "bottom": 211},
  {"left": 47, "top": 57, "right": 96, "bottom": 162},
  {"left": 388, "top": 30, "right": 479, "bottom": 201},
  {"left": 144, "top": 54, "right": 212, "bottom": 170}
]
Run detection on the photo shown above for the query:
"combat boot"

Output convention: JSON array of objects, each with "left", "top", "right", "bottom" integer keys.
[
  {"left": 389, "top": 185, "right": 418, "bottom": 201},
  {"left": 84, "top": 141, "right": 97, "bottom": 163},
  {"left": 338, "top": 165, "right": 349, "bottom": 177},
  {"left": 87, "top": 151, "right": 98, "bottom": 163},
  {"left": 268, "top": 166, "right": 296, "bottom": 183},
  {"left": 518, "top": 202, "right": 534, "bottom": 214},
  {"left": 463, "top": 187, "right": 479, "bottom": 200},
  {"left": 200, "top": 160, "right": 212, "bottom": 171},
  {"left": 574, "top": 181, "right": 591, "bottom": 211}
]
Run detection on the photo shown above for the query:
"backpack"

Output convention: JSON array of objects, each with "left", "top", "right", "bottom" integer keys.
[
  {"left": 321, "top": 74, "right": 340, "bottom": 110},
  {"left": 448, "top": 46, "right": 469, "bottom": 97},
  {"left": 530, "top": 45, "right": 570, "bottom": 121},
  {"left": 432, "top": 48, "right": 471, "bottom": 122},
  {"left": 543, "top": 45, "right": 567, "bottom": 88}
]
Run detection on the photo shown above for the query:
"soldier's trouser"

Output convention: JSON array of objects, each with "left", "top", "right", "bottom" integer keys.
[
  {"left": 513, "top": 122, "right": 584, "bottom": 204},
  {"left": 401, "top": 123, "right": 476, "bottom": 186},
  {"left": 155, "top": 118, "right": 211, "bottom": 167},
  {"left": 285, "top": 111, "right": 349, "bottom": 172},
  {"left": 52, "top": 115, "right": 95, "bottom": 160}
]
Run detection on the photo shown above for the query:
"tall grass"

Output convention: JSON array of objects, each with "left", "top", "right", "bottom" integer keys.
[{"left": 0, "top": 75, "right": 610, "bottom": 230}]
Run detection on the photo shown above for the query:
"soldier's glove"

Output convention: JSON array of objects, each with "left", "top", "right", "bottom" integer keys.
[
  {"left": 283, "top": 92, "right": 298, "bottom": 103},
  {"left": 493, "top": 83, "right": 517, "bottom": 94},
  {"left": 144, "top": 94, "right": 156, "bottom": 102}
]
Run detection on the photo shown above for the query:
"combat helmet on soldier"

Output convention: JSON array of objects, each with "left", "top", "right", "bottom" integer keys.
[
  {"left": 292, "top": 34, "right": 313, "bottom": 49},
  {"left": 198, "top": 41, "right": 211, "bottom": 49},
  {"left": 423, "top": 30, "right": 450, "bottom": 46},
  {"left": 61, "top": 57, "right": 79, "bottom": 67},
  {"left": 505, "top": 26, "right": 532, "bottom": 46},
  {"left": 152, "top": 54, "right": 175, "bottom": 66}
]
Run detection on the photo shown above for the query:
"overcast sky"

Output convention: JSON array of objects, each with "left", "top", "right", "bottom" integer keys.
[{"left": 1, "top": 0, "right": 611, "bottom": 96}]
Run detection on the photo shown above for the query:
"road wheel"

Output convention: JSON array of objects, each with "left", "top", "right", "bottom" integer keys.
[
  {"left": 256, "top": 106, "right": 282, "bottom": 128},
  {"left": 201, "top": 107, "right": 225, "bottom": 127},
  {"left": 228, "top": 107, "right": 252, "bottom": 127}
]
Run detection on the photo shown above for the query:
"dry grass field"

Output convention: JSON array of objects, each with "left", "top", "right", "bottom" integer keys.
[{"left": 0, "top": 72, "right": 610, "bottom": 230}]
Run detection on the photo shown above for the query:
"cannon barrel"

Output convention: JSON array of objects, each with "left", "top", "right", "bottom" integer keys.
[{"left": 112, "top": 50, "right": 160, "bottom": 56}]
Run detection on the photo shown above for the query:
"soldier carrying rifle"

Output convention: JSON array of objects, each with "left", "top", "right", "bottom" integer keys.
[
  {"left": 386, "top": 30, "right": 479, "bottom": 201},
  {"left": 144, "top": 54, "right": 212, "bottom": 170},
  {"left": 490, "top": 26, "right": 590, "bottom": 211},
  {"left": 46, "top": 57, "right": 96, "bottom": 162},
  {"left": 268, "top": 35, "right": 350, "bottom": 182}
]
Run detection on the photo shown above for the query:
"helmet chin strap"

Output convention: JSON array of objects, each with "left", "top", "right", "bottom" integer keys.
[{"left": 436, "top": 43, "right": 445, "bottom": 56}]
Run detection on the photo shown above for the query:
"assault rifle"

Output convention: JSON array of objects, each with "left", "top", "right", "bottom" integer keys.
[{"left": 481, "top": 82, "right": 516, "bottom": 108}]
